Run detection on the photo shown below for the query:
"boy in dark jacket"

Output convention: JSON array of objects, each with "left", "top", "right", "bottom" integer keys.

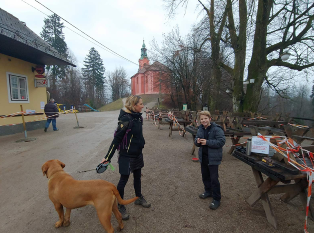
[
  {"left": 44, "top": 98, "right": 59, "bottom": 132},
  {"left": 194, "top": 111, "right": 225, "bottom": 210}
]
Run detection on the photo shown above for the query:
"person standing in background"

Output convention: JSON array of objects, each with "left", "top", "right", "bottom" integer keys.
[{"left": 44, "top": 98, "right": 59, "bottom": 132}]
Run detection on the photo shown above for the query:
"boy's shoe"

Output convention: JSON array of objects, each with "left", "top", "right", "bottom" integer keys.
[
  {"left": 53, "top": 129, "right": 59, "bottom": 131},
  {"left": 210, "top": 200, "right": 220, "bottom": 210},
  {"left": 199, "top": 192, "right": 212, "bottom": 199},
  {"left": 118, "top": 205, "right": 129, "bottom": 220},
  {"left": 44, "top": 128, "right": 47, "bottom": 132},
  {"left": 134, "top": 196, "right": 151, "bottom": 208}
]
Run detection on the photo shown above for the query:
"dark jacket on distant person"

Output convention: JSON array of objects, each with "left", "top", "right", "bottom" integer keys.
[
  {"left": 194, "top": 122, "right": 226, "bottom": 165},
  {"left": 44, "top": 102, "right": 59, "bottom": 119}
]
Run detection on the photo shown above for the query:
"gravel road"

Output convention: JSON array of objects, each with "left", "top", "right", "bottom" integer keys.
[{"left": 0, "top": 107, "right": 312, "bottom": 233}]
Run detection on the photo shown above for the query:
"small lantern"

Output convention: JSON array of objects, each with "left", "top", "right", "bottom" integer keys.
[{"left": 281, "top": 52, "right": 290, "bottom": 61}]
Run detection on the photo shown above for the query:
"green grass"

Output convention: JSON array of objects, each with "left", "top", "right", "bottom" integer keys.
[
  {"left": 98, "top": 98, "right": 123, "bottom": 111},
  {"left": 140, "top": 94, "right": 160, "bottom": 105},
  {"left": 158, "top": 103, "right": 169, "bottom": 110},
  {"left": 98, "top": 94, "right": 163, "bottom": 111}
]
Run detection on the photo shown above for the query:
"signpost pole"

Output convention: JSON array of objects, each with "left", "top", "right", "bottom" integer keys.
[
  {"left": 73, "top": 107, "right": 84, "bottom": 129},
  {"left": 20, "top": 105, "right": 27, "bottom": 138},
  {"left": 16, "top": 105, "right": 36, "bottom": 142},
  {"left": 74, "top": 107, "right": 80, "bottom": 127}
]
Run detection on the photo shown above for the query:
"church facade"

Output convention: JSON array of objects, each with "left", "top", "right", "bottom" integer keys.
[{"left": 131, "top": 41, "right": 169, "bottom": 95}]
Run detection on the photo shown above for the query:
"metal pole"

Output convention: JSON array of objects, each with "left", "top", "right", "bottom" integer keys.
[
  {"left": 20, "top": 105, "right": 27, "bottom": 138},
  {"left": 74, "top": 106, "right": 80, "bottom": 127}
]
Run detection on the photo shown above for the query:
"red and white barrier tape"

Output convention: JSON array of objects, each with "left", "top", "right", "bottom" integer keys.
[
  {"left": 1, "top": 111, "right": 26, "bottom": 118},
  {"left": 256, "top": 134, "right": 314, "bottom": 232},
  {"left": 0, "top": 109, "right": 74, "bottom": 127}
]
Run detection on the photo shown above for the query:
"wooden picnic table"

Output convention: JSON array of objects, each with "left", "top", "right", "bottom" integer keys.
[
  {"left": 224, "top": 129, "right": 251, "bottom": 154},
  {"left": 249, "top": 126, "right": 286, "bottom": 136},
  {"left": 232, "top": 149, "right": 313, "bottom": 229},
  {"left": 165, "top": 118, "right": 192, "bottom": 137},
  {"left": 157, "top": 112, "right": 170, "bottom": 129},
  {"left": 241, "top": 120, "right": 287, "bottom": 128}
]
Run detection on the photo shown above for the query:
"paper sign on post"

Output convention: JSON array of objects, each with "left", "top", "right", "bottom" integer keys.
[
  {"left": 251, "top": 136, "right": 270, "bottom": 154},
  {"left": 40, "top": 101, "right": 45, "bottom": 109}
]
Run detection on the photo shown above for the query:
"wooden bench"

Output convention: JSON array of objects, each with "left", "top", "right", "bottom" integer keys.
[
  {"left": 167, "top": 111, "right": 192, "bottom": 137},
  {"left": 156, "top": 110, "right": 170, "bottom": 129}
]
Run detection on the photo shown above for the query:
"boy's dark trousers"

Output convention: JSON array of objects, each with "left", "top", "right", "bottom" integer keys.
[{"left": 201, "top": 154, "right": 221, "bottom": 201}]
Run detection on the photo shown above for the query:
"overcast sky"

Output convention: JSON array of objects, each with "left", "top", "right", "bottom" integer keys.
[{"left": 2, "top": 0, "right": 198, "bottom": 78}]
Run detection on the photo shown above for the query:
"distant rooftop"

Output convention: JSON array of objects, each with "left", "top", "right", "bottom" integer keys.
[
  {"left": 132, "top": 61, "right": 170, "bottom": 77},
  {"left": 0, "top": 8, "right": 75, "bottom": 66}
]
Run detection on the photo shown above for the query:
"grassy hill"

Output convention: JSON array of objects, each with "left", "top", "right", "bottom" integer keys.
[
  {"left": 98, "top": 94, "right": 163, "bottom": 111},
  {"left": 98, "top": 98, "right": 123, "bottom": 111},
  {"left": 140, "top": 94, "right": 159, "bottom": 105}
]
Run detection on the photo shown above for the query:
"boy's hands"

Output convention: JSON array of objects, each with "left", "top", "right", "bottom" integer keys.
[
  {"left": 200, "top": 139, "right": 207, "bottom": 145},
  {"left": 197, "top": 138, "right": 206, "bottom": 145}
]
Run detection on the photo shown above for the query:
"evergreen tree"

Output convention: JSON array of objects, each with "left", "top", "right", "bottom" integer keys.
[
  {"left": 40, "top": 13, "right": 68, "bottom": 99},
  {"left": 82, "top": 47, "right": 106, "bottom": 108}
]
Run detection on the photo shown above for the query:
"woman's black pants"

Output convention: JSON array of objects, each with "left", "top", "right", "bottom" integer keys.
[{"left": 117, "top": 168, "right": 142, "bottom": 200}]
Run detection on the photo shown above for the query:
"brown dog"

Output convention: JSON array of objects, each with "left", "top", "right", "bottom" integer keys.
[{"left": 42, "top": 159, "right": 138, "bottom": 233}]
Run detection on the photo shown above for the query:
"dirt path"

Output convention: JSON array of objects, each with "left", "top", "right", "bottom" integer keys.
[{"left": 0, "top": 108, "right": 313, "bottom": 233}]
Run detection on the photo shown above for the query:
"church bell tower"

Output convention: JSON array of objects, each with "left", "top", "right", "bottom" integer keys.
[{"left": 139, "top": 40, "right": 149, "bottom": 70}]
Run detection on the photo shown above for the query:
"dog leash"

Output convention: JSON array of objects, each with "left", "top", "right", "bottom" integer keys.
[
  {"left": 77, "top": 163, "right": 115, "bottom": 173},
  {"left": 77, "top": 168, "right": 95, "bottom": 173}
]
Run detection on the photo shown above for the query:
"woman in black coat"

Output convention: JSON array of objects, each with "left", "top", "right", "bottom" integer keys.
[{"left": 99, "top": 95, "right": 150, "bottom": 220}]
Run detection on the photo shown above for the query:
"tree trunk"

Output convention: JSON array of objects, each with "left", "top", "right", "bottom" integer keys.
[
  {"left": 232, "top": 47, "right": 247, "bottom": 112},
  {"left": 228, "top": 0, "right": 247, "bottom": 112},
  {"left": 243, "top": 0, "right": 273, "bottom": 112},
  {"left": 210, "top": 38, "right": 222, "bottom": 111},
  {"left": 50, "top": 70, "right": 57, "bottom": 100}
]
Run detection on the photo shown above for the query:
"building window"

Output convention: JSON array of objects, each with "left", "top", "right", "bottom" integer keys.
[{"left": 7, "top": 72, "right": 29, "bottom": 103}]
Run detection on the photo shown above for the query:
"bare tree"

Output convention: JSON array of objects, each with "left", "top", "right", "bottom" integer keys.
[
  {"left": 164, "top": 0, "right": 314, "bottom": 113},
  {"left": 107, "top": 67, "right": 130, "bottom": 102},
  {"left": 151, "top": 27, "right": 215, "bottom": 110},
  {"left": 165, "top": 0, "right": 229, "bottom": 110}
]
